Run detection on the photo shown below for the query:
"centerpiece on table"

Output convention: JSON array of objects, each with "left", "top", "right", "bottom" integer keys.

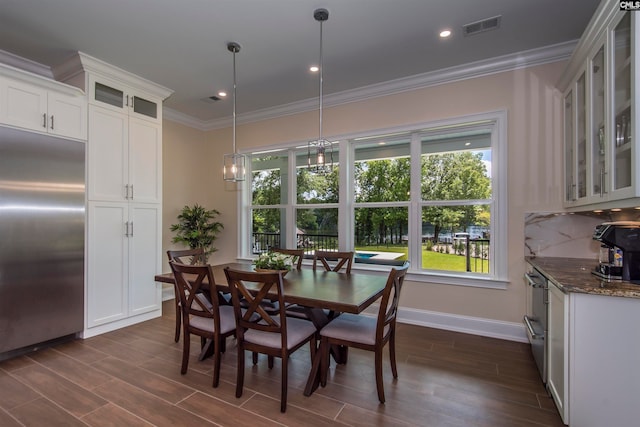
[{"left": 253, "top": 251, "right": 294, "bottom": 276}]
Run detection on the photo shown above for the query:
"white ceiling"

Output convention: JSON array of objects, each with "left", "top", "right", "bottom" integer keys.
[{"left": 0, "top": 0, "right": 601, "bottom": 126}]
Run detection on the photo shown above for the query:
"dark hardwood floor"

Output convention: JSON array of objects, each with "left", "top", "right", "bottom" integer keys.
[{"left": 0, "top": 301, "right": 563, "bottom": 426}]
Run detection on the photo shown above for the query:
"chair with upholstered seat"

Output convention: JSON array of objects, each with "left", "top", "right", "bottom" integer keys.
[
  {"left": 166, "top": 248, "right": 206, "bottom": 342},
  {"left": 169, "top": 261, "right": 237, "bottom": 388},
  {"left": 319, "top": 261, "right": 409, "bottom": 403},
  {"left": 312, "top": 250, "right": 354, "bottom": 273},
  {"left": 224, "top": 267, "right": 317, "bottom": 412},
  {"left": 307, "top": 250, "right": 355, "bottom": 320}
]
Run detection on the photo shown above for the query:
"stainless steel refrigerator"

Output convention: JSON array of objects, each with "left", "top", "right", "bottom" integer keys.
[{"left": 0, "top": 126, "right": 85, "bottom": 359}]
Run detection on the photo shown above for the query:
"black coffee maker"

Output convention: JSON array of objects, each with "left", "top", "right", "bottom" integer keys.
[{"left": 592, "top": 221, "right": 640, "bottom": 282}]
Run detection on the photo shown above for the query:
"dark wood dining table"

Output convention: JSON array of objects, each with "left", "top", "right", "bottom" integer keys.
[{"left": 154, "top": 261, "right": 389, "bottom": 396}]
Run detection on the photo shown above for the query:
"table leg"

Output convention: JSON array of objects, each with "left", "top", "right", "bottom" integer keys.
[{"left": 302, "top": 307, "right": 349, "bottom": 396}]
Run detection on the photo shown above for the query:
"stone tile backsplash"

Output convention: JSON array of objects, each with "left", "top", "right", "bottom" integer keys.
[{"left": 525, "top": 208, "right": 640, "bottom": 259}]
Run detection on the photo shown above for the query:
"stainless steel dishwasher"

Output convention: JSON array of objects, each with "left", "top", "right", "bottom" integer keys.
[{"left": 523, "top": 267, "right": 548, "bottom": 383}]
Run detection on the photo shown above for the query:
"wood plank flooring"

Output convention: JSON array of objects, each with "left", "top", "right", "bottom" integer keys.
[{"left": 0, "top": 301, "right": 563, "bottom": 426}]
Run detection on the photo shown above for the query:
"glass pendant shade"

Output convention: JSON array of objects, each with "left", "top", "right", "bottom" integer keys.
[
  {"left": 223, "top": 152, "right": 246, "bottom": 182},
  {"left": 308, "top": 139, "right": 332, "bottom": 173}
]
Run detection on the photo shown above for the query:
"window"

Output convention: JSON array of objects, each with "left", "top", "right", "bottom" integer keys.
[{"left": 245, "top": 111, "right": 507, "bottom": 287}]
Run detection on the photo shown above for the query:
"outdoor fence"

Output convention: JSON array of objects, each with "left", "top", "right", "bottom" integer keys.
[{"left": 251, "top": 232, "right": 490, "bottom": 272}]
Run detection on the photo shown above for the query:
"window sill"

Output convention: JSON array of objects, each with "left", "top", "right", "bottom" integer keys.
[{"left": 351, "top": 263, "right": 508, "bottom": 289}]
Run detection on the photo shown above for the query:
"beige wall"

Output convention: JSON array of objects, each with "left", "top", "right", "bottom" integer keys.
[{"left": 162, "top": 61, "right": 567, "bottom": 324}]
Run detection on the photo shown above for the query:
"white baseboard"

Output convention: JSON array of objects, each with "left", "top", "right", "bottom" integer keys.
[
  {"left": 396, "top": 306, "right": 528, "bottom": 343},
  {"left": 81, "top": 310, "right": 162, "bottom": 339},
  {"left": 159, "top": 283, "right": 528, "bottom": 343},
  {"left": 161, "top": 283, "right": 174, "bottom": 301}
]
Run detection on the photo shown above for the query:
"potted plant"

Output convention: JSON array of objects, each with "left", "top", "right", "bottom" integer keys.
[
  {"left": 170, "top": 204, "right": 223, "bottom": 263},
  {"left": 253, "top": 251, "right": 294, "bottom": 275}
]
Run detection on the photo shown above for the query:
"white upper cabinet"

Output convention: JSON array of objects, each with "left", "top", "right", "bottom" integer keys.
[
  {"left": 0, "top": 66, "right": 86, "bottom": 140},
  {"left": 89, "top": 74, "right": 160, "bottom": 123},
  {"left": 561, "top": 4, "right": 638, "bottom": 208}
]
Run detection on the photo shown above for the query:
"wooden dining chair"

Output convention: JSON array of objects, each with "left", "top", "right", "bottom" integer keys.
[
  {"left": 169, "top": 261, "right": 237, "bottom": 388},
  {"left": 319, "top": 261, "right": 410, "bottom": 403},
  {"left": 271, "top": 247, "right": 304, "bottom": 270},
  {"left": 166, "top": 248, "right": 206, "bottom": 342},
  {"left": 312, "top": 250, "right": 354, "bottom": 273},
  {"left": 309, "top": 250, "right": 355, "bottom": 320},
  {"left": 224, "top": 267, "right": 317, "bottom": 412}
]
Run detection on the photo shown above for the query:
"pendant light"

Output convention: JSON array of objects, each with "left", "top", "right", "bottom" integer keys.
[
  {"left": 308, "top": 8, "right": 333, "bottom": 173},
  {"left": 223, "top": 42, "right": 246, "bottom": 182}
]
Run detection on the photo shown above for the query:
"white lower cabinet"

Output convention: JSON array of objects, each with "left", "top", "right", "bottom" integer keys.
[
  {"left": 546, "top": 282, "right": 568, "bottom": 423},
  {"left": 86, "top": 201, "right": 161, "bottom": 334},
  {"left": 546, "top": 282, "right": 640, "bottom": 426}
]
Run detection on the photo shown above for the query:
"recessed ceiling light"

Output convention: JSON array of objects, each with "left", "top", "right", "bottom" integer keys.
[
  {"left": 439, "top": 29, "right": 452, "bottom": 38},
  {"left": 611, "top": 208, "right": 622, "bottom": 212},
  {"left": 310, "top": 66, "right": 319, "bottom": 72},
  {"left": 465, "top": 142, "right": 471, "bottom": 146},
  {"left": 218, "top": 91, "right": 227, "bottom": 97}
]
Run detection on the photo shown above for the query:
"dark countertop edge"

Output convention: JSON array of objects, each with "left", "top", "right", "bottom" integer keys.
[{"left": 525, "top": 256, "right": 640, "bottom": 299}]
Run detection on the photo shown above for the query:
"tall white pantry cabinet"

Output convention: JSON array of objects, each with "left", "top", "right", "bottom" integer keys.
[{"left": 54, "top": 53, "right": 173, "bottom": 337}]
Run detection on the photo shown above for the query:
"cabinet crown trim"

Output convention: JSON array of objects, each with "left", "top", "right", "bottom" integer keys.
[
  {"left": 53, "top": 52, "right": 173, "bottom": 101},
  {"left": 557, "top": 0, "right": 623, "bottom": 90},
  {"left": 0, "top": 61, "right": 85, "bottom": 97}
]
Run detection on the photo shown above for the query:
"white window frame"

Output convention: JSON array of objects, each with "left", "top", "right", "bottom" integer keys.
[{"left": 241, "top": 110, "right": 508, "bottom": 289}]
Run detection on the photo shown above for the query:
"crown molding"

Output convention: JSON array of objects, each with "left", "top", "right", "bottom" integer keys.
[
  {"left": 163, "top": 108, "right": 213, "bottom": 131},
  {"left": 164, "top": 41, "right": 577, "bottom": 131},
  {"left": 54, "top": 52, "right": 173, "bottom": 100},
  {"left": 0, "top": 49, "right": 53, "bottom": 78},
  {"left": 557, "top": 0, "right": 620, "bottom": 90}
]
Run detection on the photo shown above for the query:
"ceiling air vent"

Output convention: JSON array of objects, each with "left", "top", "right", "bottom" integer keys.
[
  {"left": 202, "top": 95, "right": 222, "bottom": 103},
  {"left": 463, "top": 15, "right": 501, "bottom": 37}
]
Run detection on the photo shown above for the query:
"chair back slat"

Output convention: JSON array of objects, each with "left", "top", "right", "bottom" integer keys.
[
  {"left": 376, "top": 262, "right": 410, "bottom": 341},
  {"left": 312, "top": 250, "right": 354, "bottom": 273},
  {"left": 167, "top": 248, "right": 206, "bottom": 265},
  {"left": 224, "top": 268, "right": 287, "bottom": 344},
  {"left": 169, "top": 261, "right": 221, "bottom": 325}
]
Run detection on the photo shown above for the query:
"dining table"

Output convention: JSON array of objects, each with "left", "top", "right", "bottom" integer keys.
[{"left": 154, "top": 261, "right": 390, "bottom": 396}]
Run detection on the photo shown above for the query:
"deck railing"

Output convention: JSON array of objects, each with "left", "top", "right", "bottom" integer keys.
[{"left": 251, "top": 232, "right": 490, "bottom": 272}]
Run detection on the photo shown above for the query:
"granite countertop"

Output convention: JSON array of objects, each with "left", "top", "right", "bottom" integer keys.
[{"left": 525, "top": 256, "right": 640, "bottom": 299}]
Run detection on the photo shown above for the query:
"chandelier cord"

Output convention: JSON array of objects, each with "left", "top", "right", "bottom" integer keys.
[
  {"left": 318, "top": 16, "right": 323, "bottom": 143},
  {"left": 232, "top": 46, "right": 237, "bottom": 153}
]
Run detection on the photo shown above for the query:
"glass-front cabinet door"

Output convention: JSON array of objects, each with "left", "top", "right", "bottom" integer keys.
[
  {"left": 576, "top": 73, "right": 587, "bottom": 200},
  {"left": 564, "top": 90, "right": 575, "bottom": 203},
  {"left": 591, "top": 46, "right": 606, "bottom": 198},
  {"left": 612, "top": 12, "right": 632, "bottom": 194},
  {"left": 562, "top": 8, "right": 637, "bottom": 208}
]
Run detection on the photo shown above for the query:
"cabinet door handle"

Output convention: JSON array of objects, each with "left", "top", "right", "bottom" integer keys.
[
  {"left": 524, "top": 272, "right": 546, "bottom": 288},
  {"left": 125, "top": 95, "right": 129, "bottom": 107},
  {"left": 130, "top": 222, "right": 133, "bottom": 237},
  {"left": 124, "top": 221, "right": 129, "bottom": 237},
  {"left": 42, "top": 113, "right": 47, "bottom": 128},
  {"left": 50, "top": 115, "right": 54, "bottom": 130},
  {"left": 130, "top": 184, "right": 133, "bottom": 199},
  {"left": 124, "top": 184, "right": 129, "bottom": 199},
  {"left": 523, "top": 316, "right": 543, "bottom": 340}
]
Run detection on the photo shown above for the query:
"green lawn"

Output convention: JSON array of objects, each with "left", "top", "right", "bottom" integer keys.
[{"left": 355, "top": 244, "right": 490, "bottom": 273}]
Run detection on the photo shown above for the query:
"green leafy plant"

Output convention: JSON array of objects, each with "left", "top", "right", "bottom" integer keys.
[
  {"left": 253, "top": 251, "right": 294, "bottom": 271},
  {"left": 170, "top": 204, "right": 223, "bottom": 262}
]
